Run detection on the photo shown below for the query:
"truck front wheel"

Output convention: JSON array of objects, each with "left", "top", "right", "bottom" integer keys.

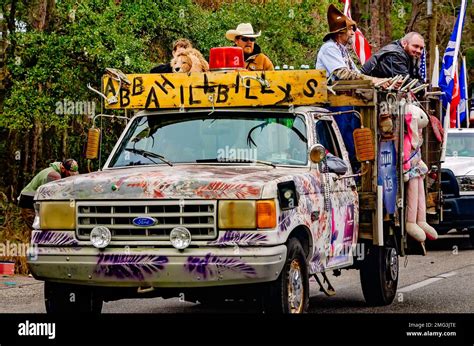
[
  {"left": 360, "top": 244, "right": 398, "bottom": 306},
  {"left": 263, "top": 237, "right": 309, "bottom": 313},
  {"left": 44, "top": 282, "right": 103, "bottom": 314}
]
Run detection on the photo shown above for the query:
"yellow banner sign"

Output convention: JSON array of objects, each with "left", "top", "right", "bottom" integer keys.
[{"left": 102, "top": 70, "right": 327, "bottom": 109}]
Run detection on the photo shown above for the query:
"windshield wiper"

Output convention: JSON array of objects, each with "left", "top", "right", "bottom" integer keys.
[
  {"left": 124, "top": 148, "right": 173, "bottom": 166},
  {"left": 197, "top": 157, "right": 276, "bottom": 168}
]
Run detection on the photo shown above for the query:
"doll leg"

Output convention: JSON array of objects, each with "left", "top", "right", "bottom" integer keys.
[
  {"left": 406, "top": 177, "right": 426, "bottom": 242},
  {"left": 416, "top": 177, "right": 439, "bottom": 240}
]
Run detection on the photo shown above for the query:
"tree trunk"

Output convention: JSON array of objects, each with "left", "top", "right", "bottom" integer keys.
[
  {"left": 406, "top": 0, "right": 423, "bottom": 33},
  {"left": 381, "top": 0, "right": 393, "bottom": 45},
  {"left": 62, "top": 127, "right": 68, "bottom": 159},
  {"left": 370, "top": 0, "right": 382, "bottom": 50},
  {"left": 31, "top": 117, "right": 43, "bottom": 174},
  {"left": 29, "top": 0, "right": 55, "bottom": 31}
]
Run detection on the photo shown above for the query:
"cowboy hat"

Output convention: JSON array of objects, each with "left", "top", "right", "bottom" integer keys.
[
  {"left": 225, "top": 23, "right": 261, "bottom": 41},
  {"left": 323, "top": 4, "right": 357, "bottom": 42}
]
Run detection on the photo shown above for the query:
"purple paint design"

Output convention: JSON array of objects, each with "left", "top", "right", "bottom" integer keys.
[
  {"left": 184, "top": 253, "right": 256, "bottom": 279},
  {"left": 94, "top": 254, "right": 168, "bottom": 280},
  {"left": 207, "top": 231, "right": 268, "bottom": 246},
  {"left": 310, "top": 251, "right": 324, "bottom": 272},
  {"left": 278, "top": 211, "right": 293, "bottom": 232},
  {"left": 31, "top": 231, "right": 79, "bottom": 246}
]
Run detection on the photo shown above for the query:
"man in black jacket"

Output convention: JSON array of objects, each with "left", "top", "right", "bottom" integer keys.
[{"left": 361, "top": 32, "right": 424, "bottom": 86}]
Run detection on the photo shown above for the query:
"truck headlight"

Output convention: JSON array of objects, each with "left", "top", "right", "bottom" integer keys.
[
  {"left": 218, "top": 200, "right": 276, "bottom": 229},
  {"left": 456, "top": 176, "right": 474, "bottom": 192},
  {"left": 39, "top": 201, "right": 76, "bottom": 230}
]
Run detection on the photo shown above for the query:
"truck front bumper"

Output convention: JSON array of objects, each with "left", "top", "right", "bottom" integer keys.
[
  {"left": 27, "top": 245, "right": 287, "bottom": 288},
  {"left": 436, "top": 195, "right": 474, "bottom": 233}
]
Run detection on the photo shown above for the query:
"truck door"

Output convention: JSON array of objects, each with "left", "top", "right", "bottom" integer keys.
[{"left": 314, "top": 119, "right": 358, "bottom": 269}]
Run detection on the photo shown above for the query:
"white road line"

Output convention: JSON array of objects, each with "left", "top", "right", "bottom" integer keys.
[{"left": 398, "top": 271, "right": 458, "bottom": 293}]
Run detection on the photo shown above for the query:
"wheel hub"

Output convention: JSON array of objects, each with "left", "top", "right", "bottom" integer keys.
[
  {"left": 288, "top": 259, "right": 304, "bottom": 313},
  {"left": 386, "top": 248, "right": 398, "bottom": 281}
]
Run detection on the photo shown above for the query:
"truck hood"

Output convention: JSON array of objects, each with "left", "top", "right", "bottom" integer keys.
[
  {"left": 443, "top": 156, "right": 474, "bottom": 177},
  {"left": 36, "top": 164, "right": 309, "bottom": 200}
]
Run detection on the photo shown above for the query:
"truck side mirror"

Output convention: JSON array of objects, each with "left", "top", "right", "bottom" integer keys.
[
  {"left": 85, "top": 128, "right": 101, "bottom": 160},
  {"left": 353, "top": 128, "right": 375, "bottom": 162},
  {"left": 309, "top": 144, "right": 326, "bottom": 163}
]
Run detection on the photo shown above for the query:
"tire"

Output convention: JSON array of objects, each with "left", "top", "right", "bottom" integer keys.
[
  {"left": 44, "top": 282, "right": 103, "bottom": 314},
  {"left": 360, "top": 244, "right": 399, "bottom": 306},
  {"left": 263, "top": 237, "right": 309, "bottom": 313}
]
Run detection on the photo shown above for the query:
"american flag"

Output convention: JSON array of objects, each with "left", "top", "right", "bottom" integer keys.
[
  {"left": 341, "top": 0, "right": 372, "bottom": 64},
  {"left": 439, "top": 0, "right": 467, "bottom": 129},
  {"left": 459, "top": 56, "right": 468, "bottom": 125},
  {"left": 419, "top": 49, "right": 427, "bottom": 82}
]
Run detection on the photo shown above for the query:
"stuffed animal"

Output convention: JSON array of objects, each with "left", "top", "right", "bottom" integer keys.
[
  {"left": 404, "top": 104, "right": 438, "bottom": 243},
  {"left": 171, "top": 48, "right": 209, "bottom": 73}
]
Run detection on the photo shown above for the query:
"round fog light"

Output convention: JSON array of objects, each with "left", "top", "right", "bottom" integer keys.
[
  {"left": 170, "top": 226, "right": 191, "bottom": 250},
  {"left": 90, "top": 226, "right": 112, "bottom": 249}
]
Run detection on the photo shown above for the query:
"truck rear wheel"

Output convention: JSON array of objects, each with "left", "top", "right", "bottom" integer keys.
[
  {"left": 360, "top": 244, "right": 398, "bottom": 306},
  {"left": 44, "top": 282, "right": 103, "bottom": 314},
  {"left": 263, "top": 237, "right": 309, "bottom": 313}
]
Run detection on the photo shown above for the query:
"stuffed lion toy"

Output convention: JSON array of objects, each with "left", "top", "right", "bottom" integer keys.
[{"left": 171, "top": 48, "right": 209, "bottom": 73}]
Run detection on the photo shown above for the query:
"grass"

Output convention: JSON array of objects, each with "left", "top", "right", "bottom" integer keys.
[{"left": 0, "top": 192, "right": 31, "bottom": 275}]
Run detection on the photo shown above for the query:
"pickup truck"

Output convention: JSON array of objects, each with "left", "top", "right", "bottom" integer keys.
[
  {"left": 27, "top": 68, "right": 442, "bottom": 313},
  {"left": 436, "top": 128, "right": 474, "bottom": 245}
]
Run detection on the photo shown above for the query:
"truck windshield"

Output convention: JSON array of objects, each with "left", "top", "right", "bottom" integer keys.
[
  {"left": 109, "top": 112, "right": 308, "bottom": 167},
  {"left": 446, "top": 132, "right": 474, "bottom": 157}
]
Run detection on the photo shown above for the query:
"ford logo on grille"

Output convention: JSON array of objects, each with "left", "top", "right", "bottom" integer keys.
[{"left": 132, "top": 217, "right": 157, "bottom": 227}]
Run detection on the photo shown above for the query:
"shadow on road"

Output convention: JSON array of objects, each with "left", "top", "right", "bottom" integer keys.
[{"left": 425, "top": 233, "right": 473, "bottom": 252}]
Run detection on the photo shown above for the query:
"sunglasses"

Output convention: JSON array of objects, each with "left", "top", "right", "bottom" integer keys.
[{"left": 237, "top": 36, "right": 256, "bottom": 42}]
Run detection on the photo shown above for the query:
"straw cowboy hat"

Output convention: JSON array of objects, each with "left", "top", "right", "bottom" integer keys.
[
  {"left": 323, "top": 4, "right": 357, "bottom": 42},
  {"left": 225, "top": 23, "right": 261, "bottom": 41}
]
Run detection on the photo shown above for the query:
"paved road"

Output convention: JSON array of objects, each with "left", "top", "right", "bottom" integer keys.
[{"left": 0, "top": 235, "right": 472, "bottom": 314}]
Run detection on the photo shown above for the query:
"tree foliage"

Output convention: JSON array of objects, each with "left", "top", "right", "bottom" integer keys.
[{"left": 0, "top": 0, "right": 472, "bottom": 199}]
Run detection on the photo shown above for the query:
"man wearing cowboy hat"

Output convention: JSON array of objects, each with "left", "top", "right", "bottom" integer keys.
[
  {"left": 316, "top": 5, "right": 386, "bottom": 173},
  {"left": 316, "top": 4, "right": 382, "bottom": 83},
  {"left": 226, "top": 23, "right": 274, "bottom": 71}
]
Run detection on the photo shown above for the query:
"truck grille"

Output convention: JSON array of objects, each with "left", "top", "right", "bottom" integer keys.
[{"left": 76, "top": 200, "right": 217, "bottom": 240}]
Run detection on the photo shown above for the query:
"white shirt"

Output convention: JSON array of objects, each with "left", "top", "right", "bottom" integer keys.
[{"left": 316, "top": 39, "right": 359, "bottom": 78}]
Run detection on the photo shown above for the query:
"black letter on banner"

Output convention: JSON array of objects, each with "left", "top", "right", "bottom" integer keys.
[
  {"left": 277, "top": 84, "right": 292, "bottom": 103},
  {"left": 259, "top": 73, "right": 273, "bottom": 94},
  {"left": 235, "top": 74, "right": 240, "bottom": 93},
  {"left": 154, "top": 75, "right": 175, "bottom": 95},
  {"left": 245, "top": 80, "right": 258, "bottom": 99},
  {"left": 216, "top": 85, "right": 229, "bottom": 103},
  {"left": 104, "top": 78, "right": 116, "bottom": 98},
  {"left": 145, "top": 88, "right": 160, "bottom": 108},
  {"left": 303, "top": 79, "right": 318, "bottom": 97},
  {"left": 189, "top": 86, "right": 201, "bottom": 105},
  {"left": 202, "top": 74, "right": 215, "bottom": 94},
  {"left": 261, "top": 84, "right": 274, "bottom": 94},
  {"left": 180, "top": 85, "right": 185, "bottom": 105},
  {"left": 132, "top": 77, "right": 144, "bottom": 96},
  {"left": 120, "top": 88, "right": 130, "bottom": 107}
]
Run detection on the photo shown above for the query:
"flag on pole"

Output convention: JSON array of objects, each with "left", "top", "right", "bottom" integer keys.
[
  {"left": 439, "top": 0, "right": 467, "bottom": 159},
  {"left": 451, "top": 71, "right": 460, "bottom": 128},
  {"left": 341, "top": 0, "right": 372, "bottom": 64},
  {"left": 459, "top": 55, "right": 468, "bottom": 126},
  {"left": 439, "top": 0, "right": 467, "bottom": 120},
  {"left": 431, "top": 45, "right": 439, "bottom": 88},
  {"left": 419, "top": 49, "right": 427, "bottom": 82}
]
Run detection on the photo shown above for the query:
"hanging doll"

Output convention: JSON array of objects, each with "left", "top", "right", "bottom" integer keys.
[{"left": 403, "top": 104, "right": 438, "bottom": 243}]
